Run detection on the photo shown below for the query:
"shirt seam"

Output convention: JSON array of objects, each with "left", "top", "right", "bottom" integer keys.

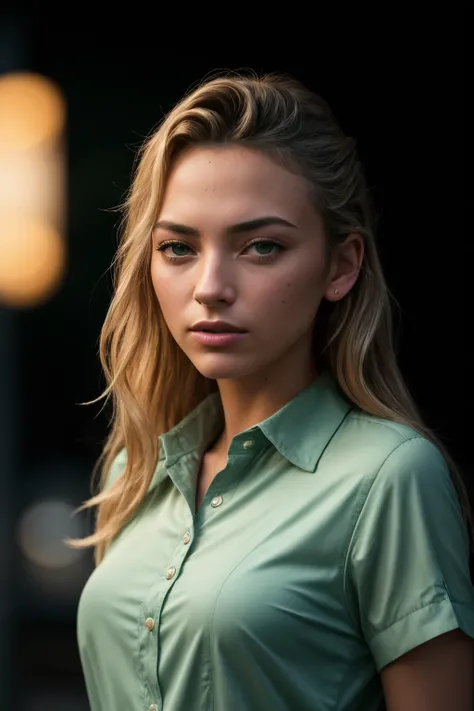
[
  {"left": 208, "top": 510, "right": 283, "bottom": 711},
  {"left": 350, "top": 411, "right": 417, "bottom": 434}
]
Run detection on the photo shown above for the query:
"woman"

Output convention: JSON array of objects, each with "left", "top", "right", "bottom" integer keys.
[{"left": 70, "top": 72, "right": 474, "bottom": 711}]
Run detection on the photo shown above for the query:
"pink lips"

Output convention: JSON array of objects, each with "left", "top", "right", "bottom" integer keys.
[{"left": 190, "top": 331, "right": 248, "bottom": 346}]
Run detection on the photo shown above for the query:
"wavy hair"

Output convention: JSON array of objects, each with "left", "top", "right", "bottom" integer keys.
[{"left": 65, "top": 71, "right": 474, "bottom": 566}]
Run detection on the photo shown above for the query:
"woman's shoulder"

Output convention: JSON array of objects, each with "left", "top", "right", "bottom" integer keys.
[
  {"left": 348, "top": 407, "right": 423, "bottom": 439},
  {"left": 340, "top": 407, "right": 447, "bottom": 473}
]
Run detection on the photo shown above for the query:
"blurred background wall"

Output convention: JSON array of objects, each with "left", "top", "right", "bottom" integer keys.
[{"left": 0, "top": 7, "right": 466, "bottom": 710}]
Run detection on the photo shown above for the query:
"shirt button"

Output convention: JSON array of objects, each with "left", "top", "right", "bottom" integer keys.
[
  {"left": 165, "top": 566, "right": 176, "bottom": 580},
  {"left": 144, "top": 617, "right": 155, "bottom": 631},
  {"left": 211, "top": 495, "right": 223, "bottom": 507},
  {"left": 183, "top": 531, "right": 191, "bottom": 544},
  {"left": 148, "top": 705, "right": 158, "bottom": 711},
  {"left": 243, "top": 439, "right": 254, "bottom": 449}
]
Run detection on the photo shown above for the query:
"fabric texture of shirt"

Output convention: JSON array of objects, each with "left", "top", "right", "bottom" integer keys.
[{"left": 77, "top": 370, "right": 474, "bottom": 711}]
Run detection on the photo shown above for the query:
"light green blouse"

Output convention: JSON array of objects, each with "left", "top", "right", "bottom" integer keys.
[{"left": 77, "top": 371, "right": 474, "bottom": 711}]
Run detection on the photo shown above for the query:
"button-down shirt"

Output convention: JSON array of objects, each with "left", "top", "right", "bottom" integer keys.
[{"left": 77, "top": 370, "right": 474, "bottom": 711}]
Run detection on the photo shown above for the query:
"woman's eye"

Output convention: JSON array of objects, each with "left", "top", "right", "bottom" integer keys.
[
  {"left": 158, "top": 242, "right": 191, "bottom": 258},
  {"left": 155, "top": 240, "right": 284, "bottom": 263}
]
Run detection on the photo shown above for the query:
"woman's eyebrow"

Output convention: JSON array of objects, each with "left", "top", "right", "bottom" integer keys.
[{"left": 152, "top": 216, "right": 298, "bottom": 237}]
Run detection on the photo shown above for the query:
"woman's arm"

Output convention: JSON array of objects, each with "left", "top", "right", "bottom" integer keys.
[{"left": 380, "top": 628, "right": 473, "bottom": 711}]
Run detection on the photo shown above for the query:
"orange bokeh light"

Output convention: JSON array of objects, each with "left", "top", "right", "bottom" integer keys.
[
  {"left": 0, "top": 212, "right": 66, "bottom": 306},
  {"left": 0, "top": 72, "right": 66, "bottom": 152}
]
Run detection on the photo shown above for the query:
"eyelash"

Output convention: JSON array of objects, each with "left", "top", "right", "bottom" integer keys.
[{"left": 154, "top": 239, "right": 285, "bottom": 264}]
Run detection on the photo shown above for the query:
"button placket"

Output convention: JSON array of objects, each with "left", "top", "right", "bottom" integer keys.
[
  {"left": 139, "top": 596, "right": 161, "bottom": 710},
  {"left": 138, "top": 487, "right": 199, "bottom": 711},
  {"left": 203, "top": 438, "right": 257, "bottom": 513}
]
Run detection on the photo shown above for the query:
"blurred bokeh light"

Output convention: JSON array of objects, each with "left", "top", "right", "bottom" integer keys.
[
  {"left": 0, "top": 72, "right": 65, "bottom": 151},
  {"left": 16, "top": 498, "right": 85, "bottom": 569},
  {"left": 0, "top": 213, "right": 65, "bottom": 306},
  {"left": 0, "top": 71, "right": 66, "bottom": 308}
]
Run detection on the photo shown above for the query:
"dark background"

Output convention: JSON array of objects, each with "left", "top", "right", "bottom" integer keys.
[{"left": 0, "top": 7, "right": 466, "bottom": 710}]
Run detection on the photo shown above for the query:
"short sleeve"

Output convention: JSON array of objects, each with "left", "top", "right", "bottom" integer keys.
[{"left": 344, "top": 436, "right": 474, "bottom": 672}]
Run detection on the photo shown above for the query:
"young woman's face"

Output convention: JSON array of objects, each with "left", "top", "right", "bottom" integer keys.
[{"left": 151, "top": 145, "right": 356, "bottom": 384}]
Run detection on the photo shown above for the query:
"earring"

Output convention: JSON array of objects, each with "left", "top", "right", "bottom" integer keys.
[{"left": 334, "top": 287, "right": 340, "bottom": 295}]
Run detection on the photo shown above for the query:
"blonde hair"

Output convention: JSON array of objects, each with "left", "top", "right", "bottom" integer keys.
[{"left": 66, "top": 71, "right": 474, "bottom": 567}]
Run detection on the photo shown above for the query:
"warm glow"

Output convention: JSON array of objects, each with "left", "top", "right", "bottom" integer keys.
[
  {"left": 0, "top": 212, "right": 66, "bottom": 306},
  {"left": 0, "top": 139, "right": 65, "bottom": 226},
  {"left": 0, "top": 72, "right": 66, "bottom": 152},
  {"left": 0, "top": 71, "right": 66, "bottom": 307}
]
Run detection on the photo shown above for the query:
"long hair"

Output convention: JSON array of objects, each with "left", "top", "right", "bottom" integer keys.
[{"left": 65, "top": 71, "right": 474, "bottom": 567}]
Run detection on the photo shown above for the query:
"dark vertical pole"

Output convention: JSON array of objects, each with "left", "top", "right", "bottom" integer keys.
[{"left": 0, "top": 307, "right": 18, "bottom": 711}]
